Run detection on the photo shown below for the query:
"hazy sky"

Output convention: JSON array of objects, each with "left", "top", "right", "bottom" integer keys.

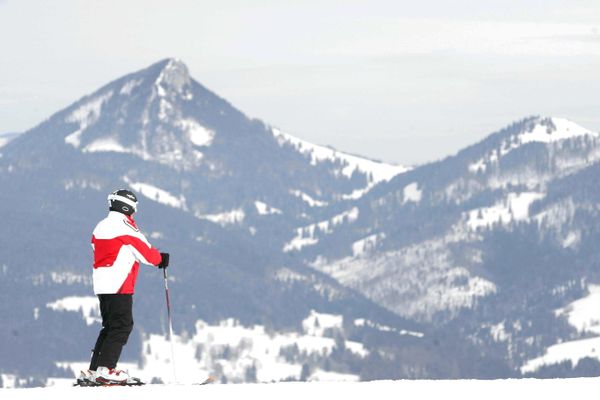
[{"left": 1, "top": 0, "right": 600, "bottom": 165}]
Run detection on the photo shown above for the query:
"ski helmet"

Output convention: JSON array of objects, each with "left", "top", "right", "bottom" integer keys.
[{"left": 107, "top": 189, "right": 138, "bottom": 215}]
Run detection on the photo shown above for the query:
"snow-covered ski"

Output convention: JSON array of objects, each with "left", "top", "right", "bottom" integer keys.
[
  {"left": 73, "top": 377, "right": 144, "bottom": 387},
  {"left": 73, "top": 376, "right": 214, "bottom": 387}
]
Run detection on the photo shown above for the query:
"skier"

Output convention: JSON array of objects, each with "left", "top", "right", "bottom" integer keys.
[{"left": 78, "top": 189, "right": 169, "bottom": 386}]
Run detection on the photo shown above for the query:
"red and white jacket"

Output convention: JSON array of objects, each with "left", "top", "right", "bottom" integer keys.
[{"left": 91, "top": 211, "right": 162, "bottom": 294}]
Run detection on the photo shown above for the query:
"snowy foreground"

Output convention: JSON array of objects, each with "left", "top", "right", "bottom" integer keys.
[{"left": 3, "top": 379, "right": 600, "bottom": 400}]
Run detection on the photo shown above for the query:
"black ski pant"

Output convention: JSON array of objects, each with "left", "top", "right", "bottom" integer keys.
[{"left": 89, "top": 294, "right": 134, "bottom": 370}]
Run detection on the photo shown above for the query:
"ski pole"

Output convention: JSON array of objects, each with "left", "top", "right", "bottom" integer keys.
[{"left": 163, "top": 267, "right": 177, "bottom": 383}]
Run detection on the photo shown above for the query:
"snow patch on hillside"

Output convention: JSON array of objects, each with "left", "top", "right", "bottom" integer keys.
[
  {"left": 487, "top": 321, "right": 511, "bottom": 343},
  {"left": 64, "top": 91, "right": 114, "bottom": 148},
  {"left": 149, "top": 231, "right": 164, "bottom": 239},
  {"left": 556, "top": 285, "right": 600, "bottom": 335},
  {"left": 49, "top": 272, "right": 91, "bottom": 286},
  {"left": 403, "top": 182, "right": 422, "bottom": 204},
  {"left": 303, "top": 311, "right": 343, "bottom": 336},
  {"left": 123, "top": 177, "right": 187, "bottom": 210},
  {"left": 177, "top": 118, "right": 214, "bottom": 147},
  {"left": 521, "top": 336, "right": 600, "bottom": 374},
  {"left": 290, "top": 190, "right": 329, "bottom": 207},
  {"left": 63, "top": 179, "right": 103, "bottom": 191},
  {"left": 339, "top": 187, "right": 371, "bottom": 200},
  {"left": 197, "top": 209, "right": 246, "bottom": 226},
  {"left": 522, "top": 285, "right": 600, "bottom": 373},
  {"left": 354, "top": 319, "right": 424, "bottom": 338},
  {"left": 562, "top": 231, "right": 581, "bottom": 249},
  {"left": 352, "top": 233, "right": 385, "bottom": 257},
  {"left": 467, "top": 192, "right": 545, "bottom": 230},
  {"left": 63, "top": 130, "right": 83, "bottom": 148},
  {"left": 83, "top": 137, "right": 141, "bottom": 155},
  {"left": 284, "top": 208, "right": 359, "bottom": 252},
  {"left": 46, "top": 296, "right": 100, "bottom": 326},
  {"left": 283, "top": 236, "right": 318, "bottom": 252},
  {"left": 120, "top": 78, "right": 143, "bottom": 95},
  {"left": 273, "top": 128, "right": 408, "bottom": 184},
  {"left": 311, "top": 230, "right": 496, "bottom": 322},
  {"left": 255, "top": 201, "right": 282, "bottom": 215},
  {"left": 158, "top": 98, "right": 174, "bottom": 121}
]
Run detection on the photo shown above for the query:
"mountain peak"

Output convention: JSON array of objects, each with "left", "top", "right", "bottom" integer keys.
[
  {"left": 466, "top": 116, "right": 598, "bottom": 175},
  {"left": 51, "top": 58, "right": 207, "bottom": 168},
  {"left": 152, "top": 58, "right": 192, "bottom": 97},
  {"left": 519, "top": 117, "right": 595, "bottom": 144}
]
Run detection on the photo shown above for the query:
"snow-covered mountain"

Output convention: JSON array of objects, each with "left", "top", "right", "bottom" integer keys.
[
  {"left": 290, "top": 116, "right": 600, "bottom": 375},
  {"left": 0, "top": 59, "right": 427, "bottom": 385},
  {"left": 2, "top": 59, "right": 600, "bottom": 385},
  {"left": 306, "top": 117, "right": 600, "bottom": 320}
]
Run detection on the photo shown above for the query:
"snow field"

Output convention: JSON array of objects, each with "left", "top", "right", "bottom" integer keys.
[
  {"left": 42, "top": 267, "right": 600, "bottom": 377},
  {"left": 137, "top": 313, "right": 367, "bottom": 384},
  {"left": 4, "top": 378, "right": 600, "bottom": 400},
  {"left": 522, "top": 284, "right": 600, "bottom": 373},
  {"left": 556, "top": 285, "right": 600, "bottom": 335},
  {"left": 466, "top": 192, "right": 545, "bottom": 231},
  {"left": 49, "top": 305, "right": 368, "bottom": 384}
]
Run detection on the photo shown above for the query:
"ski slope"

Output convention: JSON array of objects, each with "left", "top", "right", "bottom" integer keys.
[{"left": 2, "top": 378, "right": 597, "bottom": 400}]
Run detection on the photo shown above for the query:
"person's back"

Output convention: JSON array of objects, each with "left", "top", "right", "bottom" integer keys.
[{"left": 92, "top": 210, "right": 161, "bottom": 294}]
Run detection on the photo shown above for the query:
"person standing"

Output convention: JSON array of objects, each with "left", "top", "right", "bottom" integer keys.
[{"left": 79, "top": 189, "right": 169, "bottom": 385}]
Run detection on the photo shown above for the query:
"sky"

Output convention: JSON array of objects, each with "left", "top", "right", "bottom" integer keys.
[{"left": 1, "top": 0, "right": 600, "bottom": 166}]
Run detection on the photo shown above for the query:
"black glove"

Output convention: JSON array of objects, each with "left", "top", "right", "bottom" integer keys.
[{"left": 158, "top": 253, "right": 170, "bottom": 269}]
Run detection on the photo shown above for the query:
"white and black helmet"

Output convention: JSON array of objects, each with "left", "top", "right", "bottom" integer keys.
[{"left": 108, "top": 189, "right": 138, "bottom": 215}]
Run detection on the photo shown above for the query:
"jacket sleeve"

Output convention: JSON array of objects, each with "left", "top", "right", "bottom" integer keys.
[{"left": 120, "top": 234, "right": 162, "bottom": 266}]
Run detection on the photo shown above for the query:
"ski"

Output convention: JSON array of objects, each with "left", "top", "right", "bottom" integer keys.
[
  {"left": 195, "top": 376, "right": 215, "bottom": 385},
  {"left": 73, "top": 380, "right": 145, "bottom": 387},
  {"left": 73, "top": 376, "right": 213, "bottom": 387}
]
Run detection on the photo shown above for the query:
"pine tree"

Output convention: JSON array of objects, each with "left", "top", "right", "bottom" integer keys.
[
  {"left": 245, "top": 363, "right": 257, "bottom": 383},
  {"left": 300, "top": 363, "right": 311, "bottom": 381}
]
